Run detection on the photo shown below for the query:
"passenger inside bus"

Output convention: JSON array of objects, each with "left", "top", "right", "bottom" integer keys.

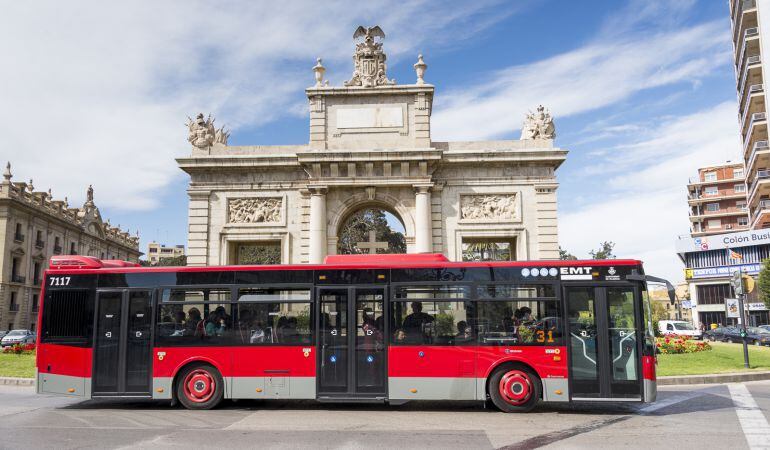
[{"left": 402, "top": 302, "right": 434, "bottom": 342}]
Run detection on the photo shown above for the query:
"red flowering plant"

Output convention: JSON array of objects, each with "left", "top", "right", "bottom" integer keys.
[
  {"left": 656, "top": 335, "right": 711, "bottom": 354},
  {"left": 2, "top": 343, "right": 36, "bottom": 355}
]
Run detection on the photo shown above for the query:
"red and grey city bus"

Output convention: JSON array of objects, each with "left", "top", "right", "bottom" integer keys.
[{"left": 36, "top": 253, "right": 673, "bottom": 412}]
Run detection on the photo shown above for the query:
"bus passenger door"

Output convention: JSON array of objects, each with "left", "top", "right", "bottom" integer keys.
[
  {"left": 317, "top": 286, "right": 387, "bottom": 399},
  {"left": 92, "top": 290, "right": 153, "bottom": 396},
  {"left": 565, "top": 285, "right": 641, "bottom": 400}
]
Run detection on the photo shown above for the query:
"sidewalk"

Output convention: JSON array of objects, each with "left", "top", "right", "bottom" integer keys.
[
  {"left": 0, "top": 377, "right": 34, "bottom": 386},
  {"left": 658, "top": 370, "right": 770, "bottom": 385}
]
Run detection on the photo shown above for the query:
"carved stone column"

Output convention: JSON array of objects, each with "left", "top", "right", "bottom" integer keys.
[
  {"left": 414, "top": 184, "right": 433, "bottom": 253},
  {"left": 308, "top": 186, "right": 328, "bottom": 264}
]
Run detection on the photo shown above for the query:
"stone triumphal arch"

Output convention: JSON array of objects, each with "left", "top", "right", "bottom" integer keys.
[{"left": 178, "top": 27, "right": 567, "bottom": 265}]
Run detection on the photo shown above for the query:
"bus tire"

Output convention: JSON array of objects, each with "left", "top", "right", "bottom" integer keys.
[
  {"left": 176, "top": 363, "right": 224, "bottom": 410},
  {"left": 488, "top": 364, "right": 541, "bottom": 413}
]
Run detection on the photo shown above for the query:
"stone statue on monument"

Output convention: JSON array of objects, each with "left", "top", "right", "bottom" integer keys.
[
  {"left": 520, "top": 105, "right": 556, "bottom": 140},
  {"left": 344, "top": 26, "right": 396, "bottom": 88},
  {"left": 186, "top": 113, "right": 217, "bottom": 148}
]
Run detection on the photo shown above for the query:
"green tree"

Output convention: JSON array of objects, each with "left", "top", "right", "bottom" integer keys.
[
  {"left": 139, "top": 255, "right": 187, "bottom": 267},
  {"left": 338, "top": 208, "right": 406, "bottom": 254},
  {"left": 651, "top": 301, "right": 668, "bottom": 337},
  {"left": 589, "top": 241, "right": 616, "bottom": 259},
  {"left": 559, "top": 246, "right": 577, "bottom": 260},
  {"left": 757, "top": 258, "right": 770, "bottom": 309}
]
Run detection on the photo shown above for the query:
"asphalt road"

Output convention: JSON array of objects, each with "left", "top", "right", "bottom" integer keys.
[{"left": 1, "top": 381, "right": 769, "bottom": 449}]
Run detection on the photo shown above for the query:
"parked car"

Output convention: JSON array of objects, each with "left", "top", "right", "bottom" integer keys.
[
  {"left": 658, "top": 320, "right": 702, "bottom": 340},
  {"left": 760, "top": 325, "right": 770, "bottom": 333},
  {"left": 0, "top": 329, "right": 35, "bottom": 347},
  {"left": 705, "top": 326, "right": 770, "bottom": 346},
  {"left": 704, "top": 326, "right": 737, "bottom": 342},
  {"left": 0, "top": 331, "right": 8, "bottom": 340}
]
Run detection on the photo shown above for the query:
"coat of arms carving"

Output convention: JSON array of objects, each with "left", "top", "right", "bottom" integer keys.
[{"left": 344, "top": 26, "right": 395, "bottom": 88}]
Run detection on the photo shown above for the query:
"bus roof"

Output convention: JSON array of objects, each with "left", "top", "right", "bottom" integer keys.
[{"left": 48, "top": 254, "right": 643, "bottom": 275}]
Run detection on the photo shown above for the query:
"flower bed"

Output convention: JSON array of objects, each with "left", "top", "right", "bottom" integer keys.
[
  {"left": 2, "top": 343, "right": 36, "bottom": 355},
  {"left": 656, "top": 336, "right": 711, "bottom": 354}
]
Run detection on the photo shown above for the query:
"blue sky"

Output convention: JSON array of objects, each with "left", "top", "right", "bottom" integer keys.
[{"left": 1, "top": 1, "right": 741, "bottom": 282}]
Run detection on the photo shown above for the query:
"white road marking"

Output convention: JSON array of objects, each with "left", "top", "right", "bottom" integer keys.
[
  {"left": 728, "top": 383, "right": 770, "bottom": 450},
  {"left": 638, "top": 391, "right": 700, "bottom": 414}
]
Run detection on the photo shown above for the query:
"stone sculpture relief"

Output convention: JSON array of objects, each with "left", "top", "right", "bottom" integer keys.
[
  {"left": 520, "top": 105, "right": 555, "bottom": 140},
  {"left": 187, "top": 113, "right": 229, "bottom": 148},
  {"left": 228, "top": 197, "right": 282, "bottom": 223},
  {"left": 461, "top": 194, "right": 517, "bottom": 221},
  {"left": 344, "top": 26, "right": 396, "bottom": 88}
]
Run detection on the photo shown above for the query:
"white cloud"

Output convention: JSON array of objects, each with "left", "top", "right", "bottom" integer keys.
[
  {"left": 559, "top": 102, "right": 742, "bottom": 283},
  {"left": 0, "top": 0, "right": 509, "bottom": 210},
  {"left": 431, "top": 15, "right": 731, "bottom": 141}
]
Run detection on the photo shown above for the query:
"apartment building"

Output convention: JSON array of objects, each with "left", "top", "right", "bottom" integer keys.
[
  {"left": 731, "top": 0, "right": 770, "bottom": 228},
  {"left": 688, "top": 162, "right": 749, "bottom": 236},
  {"left": 147, "top": 242, "right": 185, "bottom": 265}
]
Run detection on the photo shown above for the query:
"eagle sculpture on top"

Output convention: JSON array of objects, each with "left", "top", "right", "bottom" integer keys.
[
  {"left": 345, "top": 25, "right": 395, "bottom": 87},
  {"left": 353, "top": 25, "right": 385, "bottom": 41}
]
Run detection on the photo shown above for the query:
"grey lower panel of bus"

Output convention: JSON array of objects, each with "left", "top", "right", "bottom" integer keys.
[
  {"left": 644, "top": 379, "right": 657, "bottom": 403},
  {"left": 37, "top": 372, "right": 91, "bottom": 398},
  {"left": 153, "top": 377, "right": 174, "bottom": 400},
  {"left": 542, "top": 378, "right": 569, "bottom": 402},
  {"left": 152, "top": 376, "right": 316, "bottom": 400},
  {"left": 230, "top": 376, "right": 315, "bottom": 399},
  {"left": 390, "top": 377, "right": 478, "bottom": 400}
]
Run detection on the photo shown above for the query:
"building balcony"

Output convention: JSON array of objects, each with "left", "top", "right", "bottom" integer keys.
[
  {"left": 13, "top": 233, "right": 24, "bottom": 243},
  {"left": 53, "top": 245, "right": 62, "bottom": 255},
  {"left": 743, "top": 112, "right": 768, "bottom": 154},
  {"left": 737, "top": 27, "right": 760, "bottom": 67},
  {"left": 8, "top": 304, "right": 19, "bottom": 313},
  {"left": 748, "top": 168, "right": 770, "bottom": 202},
  {"left": 687, "top": 191, "right": 747, "bottom": 204},
  {"left": 686, "top": 176, "right": 746, "bottom": 187},
  {"left": 751, "top": 199, "right": 770, "bottom": 228},
  {"left": 10, "top": 274, "right": 26, "bottom": 284},
  {"left": 689, "top": 208, "right": 749, "bottom": 221},
  {"left": 733, "top": 0, "right": 757, "bottom": 45},
  {"left": 741, "top": 91, "right": 765, "bottom": 134},
  {"left": 34, "top": 239, "right": 44, "bottom": 249},
  {"left": 738, "top": 55, "right": 762, "bottom": 100},
  {"left": 746, "top": 140, "right": 770, "bottom": 174},
  {"left": 740, "top": 83, "right": 764, "bottom": 116}
]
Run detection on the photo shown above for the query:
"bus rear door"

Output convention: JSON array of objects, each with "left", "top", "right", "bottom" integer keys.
[{"left": 564, "top": 285, "right": 642, "bottom": 400}]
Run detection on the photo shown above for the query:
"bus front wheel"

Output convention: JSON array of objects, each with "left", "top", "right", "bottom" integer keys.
[
  {"left": 488, "top": 364, "right": 541, "bottom": 413},
  {"left": 176, "top": 363, "right": 224, "bottom": 410}
]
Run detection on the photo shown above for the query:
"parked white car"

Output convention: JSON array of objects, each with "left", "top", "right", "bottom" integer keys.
[
  {"left": 658, "top": 320, "right": 702, "bottom": 340},
  {"left": 0, "top": 329, "right": 35, "bottom": 347}
]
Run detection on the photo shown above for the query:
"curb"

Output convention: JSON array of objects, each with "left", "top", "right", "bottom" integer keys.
[
  {"left": 0, "top": 377, "right": 34, "bottom": 386},
  {"left": 658, "top": 370, "right": 770, "bottom": 385}
]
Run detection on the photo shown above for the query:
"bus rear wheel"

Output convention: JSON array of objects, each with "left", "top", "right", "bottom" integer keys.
[
  {"left": 176, "top": 363, "right": 224, "bottom": 410},
  {"left": 488, "top": 365, "right": 541, "bottom": 413}
]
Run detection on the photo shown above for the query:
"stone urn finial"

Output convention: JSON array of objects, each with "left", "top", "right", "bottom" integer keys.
[
  {"left": 28, "top": 178, "right": 34, "bottom": 192},
  {"left": 313, "top": 58, "right": 326, "bottom": 87},
  {"left": 414, "top": 54, "right": 427, "bottom": 85},
  {"left": 3, "top": 162, "right": 11, "bottom": 182}
]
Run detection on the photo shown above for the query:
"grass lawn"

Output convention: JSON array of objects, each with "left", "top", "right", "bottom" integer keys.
[
  {"left": 657, "top": 341, "right": 770, "bottom": 376},
  {"left": 0, "top": 352, "right": 35, "bottom": 378}
]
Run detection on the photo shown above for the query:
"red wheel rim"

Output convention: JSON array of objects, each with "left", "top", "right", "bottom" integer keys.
[
  {"left": 183, "top": 369, "right": 216, "bottom": 403},
  {"left": 498, "top": 370, "right": 532, "bottom": 406}
]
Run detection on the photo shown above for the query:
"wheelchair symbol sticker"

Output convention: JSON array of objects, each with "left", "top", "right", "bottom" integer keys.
[
  {"left": 366, "top": 355, "right": 374, "bottom": 363},
  {"left": 330, "top": 355, "right": 337, "bottom": 363}
]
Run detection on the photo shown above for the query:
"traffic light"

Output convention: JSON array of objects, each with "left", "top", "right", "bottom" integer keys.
[{"left": 731, "top": 271, "right": 744, "bottom": 296}]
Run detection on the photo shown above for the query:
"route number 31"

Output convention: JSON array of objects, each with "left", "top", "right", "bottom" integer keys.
[
  {"left": 49, "top": 276, "right": 71, "bottom": 286},
  {"left": 535, "top": 330, "right": 555, "bottom": 343}
]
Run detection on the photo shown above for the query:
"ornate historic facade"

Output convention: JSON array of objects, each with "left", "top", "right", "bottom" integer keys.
[
  {"left": 0, "top": 163, "right": 140, "bottom": 331},
  {"left": 178, "top": 27, "right": 567, "bottom": 266}
]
